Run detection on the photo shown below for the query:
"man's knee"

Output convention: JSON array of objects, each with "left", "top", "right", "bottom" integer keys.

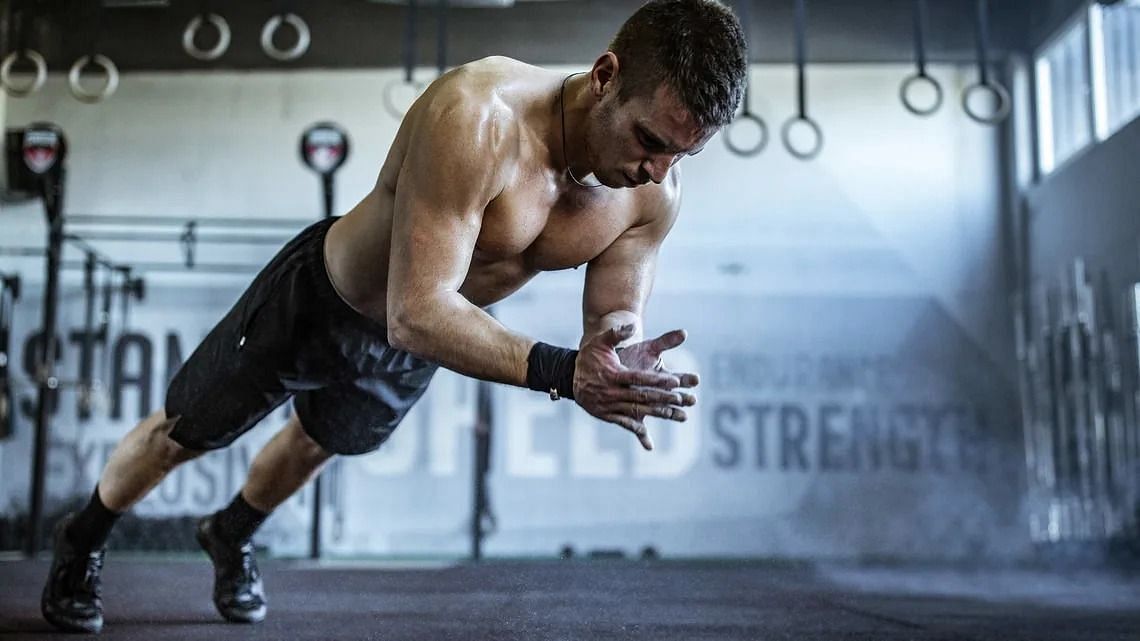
[
  {"left": 286, "top": 415, "right": 334, "bottom": 465},
  {"left": 147, "top": 412, "right": 205, "bottom": 467}
]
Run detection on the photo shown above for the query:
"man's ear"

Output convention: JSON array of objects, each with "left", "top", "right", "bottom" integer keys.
[{"left": 590, "top": 51, "right": 621, "bottom": 98}]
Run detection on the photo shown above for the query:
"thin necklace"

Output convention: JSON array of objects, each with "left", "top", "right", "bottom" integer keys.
[{"left": 560, "top": 72, "right": 603, "bottom": 189}]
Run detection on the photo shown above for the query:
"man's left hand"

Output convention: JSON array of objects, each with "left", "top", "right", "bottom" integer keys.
[{"left": 617, "top": 328, "right": 701, "bottom": 391}]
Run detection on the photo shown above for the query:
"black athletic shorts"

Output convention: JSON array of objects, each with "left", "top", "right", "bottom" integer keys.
[{"left": 165, "top": 217, "right": 438, "bottom": 456}]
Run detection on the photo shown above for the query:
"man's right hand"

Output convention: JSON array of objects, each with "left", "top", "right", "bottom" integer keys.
[{"left": 572, "top": 324, "right": 698, "bottom": 451}]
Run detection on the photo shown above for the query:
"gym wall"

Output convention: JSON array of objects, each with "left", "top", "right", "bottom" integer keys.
[
  {"left": 0, "top": 62, "right": 1023, "bottom": 560},
  {"left": 1024, "top": 117, "right": 1140, "bottom": 331}
]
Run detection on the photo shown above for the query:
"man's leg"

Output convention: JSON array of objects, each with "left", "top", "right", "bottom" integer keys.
[
  {"left": 98, "top": 410, "right": 205, "bottom": 510},
  {"left": 42, "top": 218, "right": 333, "bottom": 634},
  {"left": 197, "top": 413, "right": 332, "bottom": 625},
  {"left": 42, "top": 410, "right": 203, "bottom": 634},
  {"left": 204, "top": 412, "right": 333, "bottom": 552},
  {"left": 241, "top": 412, "right": 334, "bottom": 513}
]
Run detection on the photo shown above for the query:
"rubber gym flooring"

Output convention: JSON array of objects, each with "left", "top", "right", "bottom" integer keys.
[{"left": 1, "top": 558, "right": 1138, "bottom": 640}]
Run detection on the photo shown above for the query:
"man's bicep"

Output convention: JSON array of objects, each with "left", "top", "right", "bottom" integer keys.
[{"left": 386, "top": 103, "right": 508, "bottom": 315}]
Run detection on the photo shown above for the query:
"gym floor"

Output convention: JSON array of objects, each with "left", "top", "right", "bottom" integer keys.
[{"left": 2, "top": 558, "right": 1138, "bottom": 640}]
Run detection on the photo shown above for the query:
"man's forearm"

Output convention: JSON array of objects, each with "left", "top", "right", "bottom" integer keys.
[{"left": 389, "top": 295, "right": 540, "bottom": 387}]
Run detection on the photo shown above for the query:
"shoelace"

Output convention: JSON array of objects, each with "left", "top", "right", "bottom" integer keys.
[
  {"left": 240, "top": 547, "right": 256, "bottom": 579},
  {"left": 222, "top": 542, "right": 260, "bottom": 589},
  {"left": 70, "top": 549, "right": 104, "bottom": 599}
]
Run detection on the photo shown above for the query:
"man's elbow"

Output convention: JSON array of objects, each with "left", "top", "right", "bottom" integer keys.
[
  {"left": 386, "top": 321, "right": 415, "bottom": 353},
  {"left": 387, "top": 301, "right": 427, "bottom": 352}
]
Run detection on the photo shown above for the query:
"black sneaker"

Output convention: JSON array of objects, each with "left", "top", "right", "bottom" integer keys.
[
  {"left": 41, "top": 514, "right": 105, "bottom": 634},
  {"left": 195, "top": 515, "right": 267, "bottom": 623}
]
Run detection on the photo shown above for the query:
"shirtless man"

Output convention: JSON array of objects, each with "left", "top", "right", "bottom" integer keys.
[{"left": 41, "top": 0, "right": 746, "bottom": 633}]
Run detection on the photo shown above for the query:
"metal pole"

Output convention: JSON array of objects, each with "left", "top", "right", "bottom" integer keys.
[
  {"left": 309, "top": 479, "right": 322, "bottom": 560},
  {"left": 322, "top": 174, "right": 335, "bottom": 220},
  {"left": 78, "top": 253, "right": 97, "bottom": 420},
  {"left": 0, "top": 275, "right": 18, "bottom": 442},
  {"left": 67, "top": 231, "right": 294, "bottom": 245},
  {"left": 471, "top": 379, "right": 492, "bottom": 561},
  {"left": 66, "top": 214, "right": 312, "bottom": 228},
  {"left": 27, "top": 167, "right": 65, "bottom": 557}
]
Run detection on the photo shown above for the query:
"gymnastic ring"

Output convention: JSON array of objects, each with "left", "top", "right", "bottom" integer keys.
[
  {"left": 183, "top": 13, "right": 231, "bottom": 61},
  {"left": 68, "top": 54, "right": 120, "bottom": 104},
  {"left": 899, "top": 72, "right": 943, "bottom": 117},
  {"left": 261, "top": 13, "right": 311, "bottom": 61},
  {"left": 725, "top": 111, "right": 768, "bottom": 157},
  {"left": 383, "top": 79, "right": 428, "bottom": 120},
  {"left": 0, "top": 49, "right": 47, "bottom": 98},
  {"left": 961, "top": 80, "right": 1011, "bottom": 125},
  {"left": 781, "top": 115, "right": 823, "bottom": 160}
]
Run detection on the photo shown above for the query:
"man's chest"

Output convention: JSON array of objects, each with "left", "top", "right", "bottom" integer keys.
[{"left": 474, "top": 179, "right": 635, "bottom": 272}]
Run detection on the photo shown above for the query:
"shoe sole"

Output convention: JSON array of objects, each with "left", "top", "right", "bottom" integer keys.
[{"left": 41, "top": 595, "right": 103, "bottom": 634}]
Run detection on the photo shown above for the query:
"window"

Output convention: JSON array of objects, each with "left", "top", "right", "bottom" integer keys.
[
  {"left": 1092, "top": 1, "right": 1140, "bottom": 136},
  {"left": 1035, "top": 2, "right": 1140, "bottom": 177},
  {"left": 1035, "top": 16, "right": 1093, "bottom": 174}
]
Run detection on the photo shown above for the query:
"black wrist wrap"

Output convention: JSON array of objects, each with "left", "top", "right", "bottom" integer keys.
[{"left": 526, "top": 342, "right": 578, "bottom": 400}]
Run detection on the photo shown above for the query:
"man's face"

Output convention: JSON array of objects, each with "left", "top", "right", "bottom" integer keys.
[{"left": 585, "top": 82, "right": 714, "bottom": 189}]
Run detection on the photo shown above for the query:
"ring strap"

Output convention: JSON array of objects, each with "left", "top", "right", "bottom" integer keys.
[
  {"left": 723, "top": 1, "right": 768, "bottom": 157},
  {"left": 403, "top": 0, "right": 418, "bottom": 84},
  {"left": 87, "top": 0, "right": 104, "bottom": 62},
  {"left": 14, "top": 7, "right": 28, "bottom": 54},
  {"left": 792, "top": 0, "right": 808, "bottom": 119},
  {"left": 972, "top": 0, "right": 991, "bottom": 86},
  {"left": 912, "top": 0, "right": 928, "bottom": 77},
  {"left": 738, "top": 0, "right": 753, "bottom": 111},
  {"left": 11, "top": 3, "right": 35, "bottom": 55},
  {"left": 738, "top": 0, "right": 751, "bottom": 55},
  {"left": 436, "top": 0, "right": 448, "bottom": 77}
]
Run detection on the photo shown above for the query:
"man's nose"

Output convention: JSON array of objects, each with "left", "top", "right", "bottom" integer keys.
[{"left": 641, "top": 154, "right": 676, "bottom": 184}]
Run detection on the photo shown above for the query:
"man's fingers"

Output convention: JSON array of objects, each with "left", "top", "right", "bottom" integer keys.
[
  {"left": 673, "top": 371, "right": 700, "bottom": 388},
  {"left": 621, "top": 386, "right": 696, "bottom": 407},
  {"left": 604, "top": 414, "right": 654, "bottom": 451},
  {"left": 628, "top": 403, "right": 687, "bottom": 422},
  {"left": 615, "top": 369, "right": 681, "bottom": 389},
  {"left": 650, "top": 329, "right": 687, "bottom": 353}
]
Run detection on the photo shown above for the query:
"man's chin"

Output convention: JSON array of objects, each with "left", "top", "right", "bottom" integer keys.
[{"left": 598, "top": 172, "right": 634, "bottom": 189}]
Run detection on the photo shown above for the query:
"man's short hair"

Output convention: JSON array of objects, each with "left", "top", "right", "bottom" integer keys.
[{"left": 609, "top": 0, "right": 747, "bottom": 130}]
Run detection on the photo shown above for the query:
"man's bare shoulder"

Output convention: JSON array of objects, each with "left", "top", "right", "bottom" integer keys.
[
  {"left": 451, "top": 55, "right": 541, "bottom": 83},
  {"left": 418, "top": 65, "right": 516, "bottom": 141},
  {"left": 632, "top": 166, "right": 683, "bottom": 229},
  {"left": 404, "top": 57, "right": 540, "bottom": 187},
  {"left": 422, "top": 56, "right": 541, "bottom": 122}
]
